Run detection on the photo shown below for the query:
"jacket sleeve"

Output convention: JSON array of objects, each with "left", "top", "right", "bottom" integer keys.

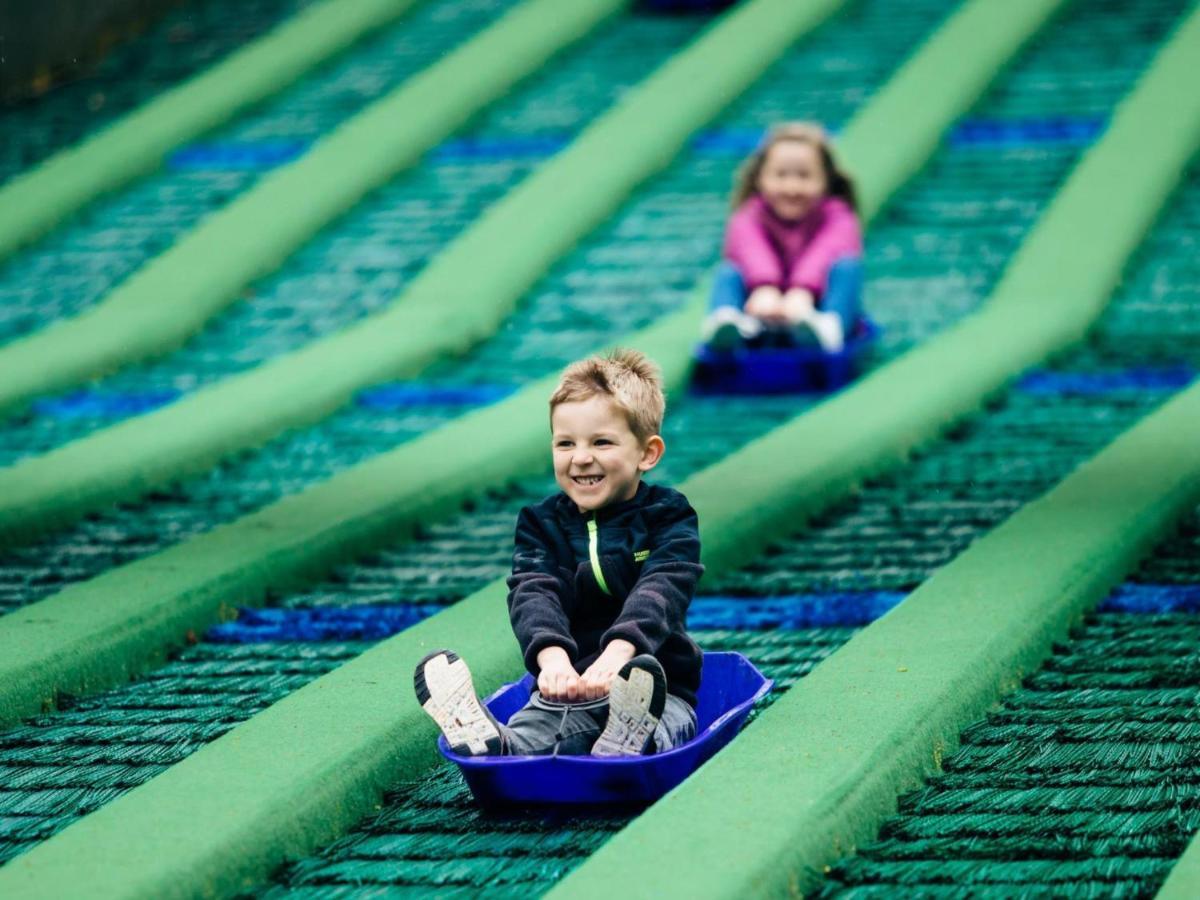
[
  {"left": 506, "top": 506, "right": 578, "bottom": 673},
  {"left": 601, "top": 497, "right": 703, "bottom": 656},
  {"left": 787, "top": 197, "right": 863, "bottom": 296},
  {"left": 723, "top": 199, "right": 785, "bottom": 290}
]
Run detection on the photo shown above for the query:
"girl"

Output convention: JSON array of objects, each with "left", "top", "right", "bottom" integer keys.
[{"left": 702, "top": 122, "right": 863, "bottom": 353}]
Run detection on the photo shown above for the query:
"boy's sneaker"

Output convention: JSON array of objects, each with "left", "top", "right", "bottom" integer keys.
[
  {"left": 413, "top": 650, "right": 503, "bottom": 756},
  {"left": 591, "top": 655, "right": 667, "bottom": 757},
  {"left": 702, "top": 307, "right": 760, "bottom": 351}
]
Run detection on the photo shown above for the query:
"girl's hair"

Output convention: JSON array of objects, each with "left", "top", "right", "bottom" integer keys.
[
  {"left": 730, "top": 122, "right": 857, "bottom": 212},
  {"left": 549, "top": 349, "right": 665, "bottom": 442}
]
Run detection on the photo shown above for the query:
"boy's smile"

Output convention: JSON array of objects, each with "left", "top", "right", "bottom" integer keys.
[{"left": 551, "top": 396, "right": 664, "bottom": 513}]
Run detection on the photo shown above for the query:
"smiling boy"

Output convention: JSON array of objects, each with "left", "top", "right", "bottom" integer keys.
[{"left": 414, "top": 349, "right": 703, "bottom": 757}]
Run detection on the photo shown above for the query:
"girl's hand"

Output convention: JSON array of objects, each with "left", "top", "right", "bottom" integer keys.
[
  {"left": 782, "top": 287, "right": 817, "bottom": 324},
  {"left": 577, "top": 639, "right": 637, "bottom": 701},
  {"left": 745, "top": 285, "right": 785, "bottom": 321},
  {"left": 536, "top": 646, "right": 581, "bottom": 702}
]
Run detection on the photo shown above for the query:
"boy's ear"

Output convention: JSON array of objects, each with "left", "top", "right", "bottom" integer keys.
[{"left": 638, "top": 435, "right": 665, "bottom": 472}]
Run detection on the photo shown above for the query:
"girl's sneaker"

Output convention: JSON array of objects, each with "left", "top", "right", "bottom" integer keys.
[
  {"left": 794, "top": 309, "right": 844, "bottom": 353},
  {"left": 591, "top": 655, "right": 667, "bottom": 757},
  {"left": 413, "top": 650, "right": 503, "bottom": 756},
  {"left": 702, "top": 306, "right": 761, "bottom": 351}
]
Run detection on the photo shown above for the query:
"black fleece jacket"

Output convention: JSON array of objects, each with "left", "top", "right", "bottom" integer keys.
[{"left": 506, "top": 481, "right": 705, "bottom": 707}]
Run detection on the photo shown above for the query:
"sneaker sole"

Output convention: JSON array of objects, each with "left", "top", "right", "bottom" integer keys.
[
  {"left": 414, "top": 650, "right": 502, "bottom": 756},
  {"left": 591, "top": 657, "right": 667, "bottom": 757}
]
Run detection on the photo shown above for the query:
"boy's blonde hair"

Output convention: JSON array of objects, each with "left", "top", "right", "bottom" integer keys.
[
  {"left": 549, "top": 349, "right": 665, "bottom": 442},
  {"left": 731, "top": 121, "right": 857, "bottom": 211}
]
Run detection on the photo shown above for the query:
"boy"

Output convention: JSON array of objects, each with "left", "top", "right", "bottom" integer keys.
[{"left": 414, "top": 349, "right": 703, "bottom": 757}]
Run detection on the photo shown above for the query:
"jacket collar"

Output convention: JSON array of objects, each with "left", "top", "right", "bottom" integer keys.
[{"left": 556, "top": 480, "right": 648, "bottom": 521}]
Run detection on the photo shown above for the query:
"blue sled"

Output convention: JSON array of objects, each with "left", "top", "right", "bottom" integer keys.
[
  {"left": 439, "top": 651, "right": 772, "bottom": 809},
  {"left": 691, "top": 318, "right": 880, "bottom": 395}
]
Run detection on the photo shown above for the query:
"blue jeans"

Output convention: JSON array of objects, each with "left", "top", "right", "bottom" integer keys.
[
  {"left": 708, "top": 258, "right": 863, "bottom": 332},
  {"left": 496, "top": 691, "right": 697, "bottom": 756}
]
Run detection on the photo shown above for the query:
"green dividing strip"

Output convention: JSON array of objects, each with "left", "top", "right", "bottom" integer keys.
[
  {"left": 0, "top": 0, "right": 628, "bottom": 419},
  {"left": 555, "top": 349, "right": 1200, "bottom": 900},
  {"left": 0, "top": 0, "right": 851, "bottom": 546},
  {"left": 0, "top": 0, "right": 426, "bottom": 264},
  {"left": 0, "top": 2, "right": 1067, "bottom": 895},
  {"left": 1159, "top": 836, "right": 1200, "bottom": 899}
]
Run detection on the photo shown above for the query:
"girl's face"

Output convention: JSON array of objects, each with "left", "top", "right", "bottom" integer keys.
[{"left": 756, "top": 139, "right": 829, "bottom": 222}]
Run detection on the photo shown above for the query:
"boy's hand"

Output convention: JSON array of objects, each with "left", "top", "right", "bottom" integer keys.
[
  {"left": 745, "top": 285, "right": 784, "bottom": 321},
  {"left": 537, "top": 646, "right": 581, "bottom": 702},
  {"left": 578, "top": 639, "right": 637, "bottom": 701}
]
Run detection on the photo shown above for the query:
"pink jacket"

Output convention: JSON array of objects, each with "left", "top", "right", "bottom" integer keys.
[{"left": 723, "top": 194, "right": 862, "bottom": 296}]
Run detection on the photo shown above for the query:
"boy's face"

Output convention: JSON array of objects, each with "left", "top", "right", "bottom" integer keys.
[{"left": 551, "top": 396, "right": 664, "bottom": 514}]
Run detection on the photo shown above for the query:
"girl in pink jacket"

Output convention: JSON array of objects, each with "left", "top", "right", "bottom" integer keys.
[{"left": 703, "top": 123, "right": 863, "bottom": 352}]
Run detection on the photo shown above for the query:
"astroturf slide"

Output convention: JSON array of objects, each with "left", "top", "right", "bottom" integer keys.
[
  {"left": 0, "top": 0, "right": 1061, "bottom": 725},
  {"left": 7, "top": 3, "right": 1171, "bottom": 897},
  {"left": 0, "top": 0, "right": 942, "bottom": 868},
  {"left": 0, "top": 0, "right": 309, "bottom": 189},
  {"left": 556, "top": 366, "right": 1200, "bottom": 900},
  {"left": 0, "top": 0, "right": 519, "bottom": 352},
  {"left": 815, "top": 545, "right": 1200, "bottom": 896},
  {"left": 549, "top": 10, "right": 1200, "bottom": 896},
  {"left": 0, "top": 0, "right": 629, "bottom": 417},
  {"left": 254, "top": 73, "right": 1200, "bottom": 891},
  {"left": 0, "top": 0, "right": 858, "bottom": 547},
  {"left": 0, "top": 0, "right": 436, "bottom": 263}
]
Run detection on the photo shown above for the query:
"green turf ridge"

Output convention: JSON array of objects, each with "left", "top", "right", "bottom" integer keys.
[
  {"left": 0, "top": 1, "right": 1075, "bottom": 894},
  {"left": 0, "top": 0, "right": 1060, "bottom": 729},
  {"left": 0, "top": 0, "right": 426, "bottom": 264},
  {"left": 1159, "top": 830, "right": 1200, "bottom": 898},
  {"left": 0, "top": 0, "right": 854, "bottom": 547},
  {"left": 0, "top": 0, "right": 629, "bottom": 419},
  {"left": 548, "top": 14, "right": 1200, "bottom": 900}
]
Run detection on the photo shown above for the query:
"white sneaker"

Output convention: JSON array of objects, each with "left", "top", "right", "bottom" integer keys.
[
  {"left": 414, "top": 650, "right": 503, "bottom": 756},
  {"left": 591, "top": 655, "right": 667, "bottom": 757},
  {"left": 795, "top": 310, "right": 844, "bottom": 353},
  {"left": 702, "top": 307, "right": 761, "bottom": 351}
]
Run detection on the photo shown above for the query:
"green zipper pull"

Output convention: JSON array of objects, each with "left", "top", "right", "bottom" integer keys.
[{"left": 587, "top": 514, "right": 612, "bottom": 596}]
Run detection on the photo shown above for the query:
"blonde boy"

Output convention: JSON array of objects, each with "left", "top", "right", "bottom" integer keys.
[{"left": 415, "top": 349, "right": 703, "bottom": 757}]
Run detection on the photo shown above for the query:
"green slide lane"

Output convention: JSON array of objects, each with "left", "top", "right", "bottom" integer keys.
[
  {"left": 0, "top": 0, "right": 628, "bottom": 418},
  {"left": 0, "top": 0, "right": 311, "bottom": 186},
  {"left": 550, "top": 9, "right": 1200, "bottom": 897},
  {"left": 0, "top": 2, "right": 1077, "bottom": 895},
  {"left": 815, "top": 508, "right": 1200, "bottom": 894},
  {"left": 0, "top": 0, "right": 853, "bottom": 548},
  {"left": 0, "top": 0, "right": 426, "bottom": 263},
  {"left": 0, "top": 0, "right": 1062, "bottom": 727}
]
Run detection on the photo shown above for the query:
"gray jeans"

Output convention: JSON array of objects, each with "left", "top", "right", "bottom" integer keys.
[{"left": 497, "top": 691, "right": 697, "bottom": 756}]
